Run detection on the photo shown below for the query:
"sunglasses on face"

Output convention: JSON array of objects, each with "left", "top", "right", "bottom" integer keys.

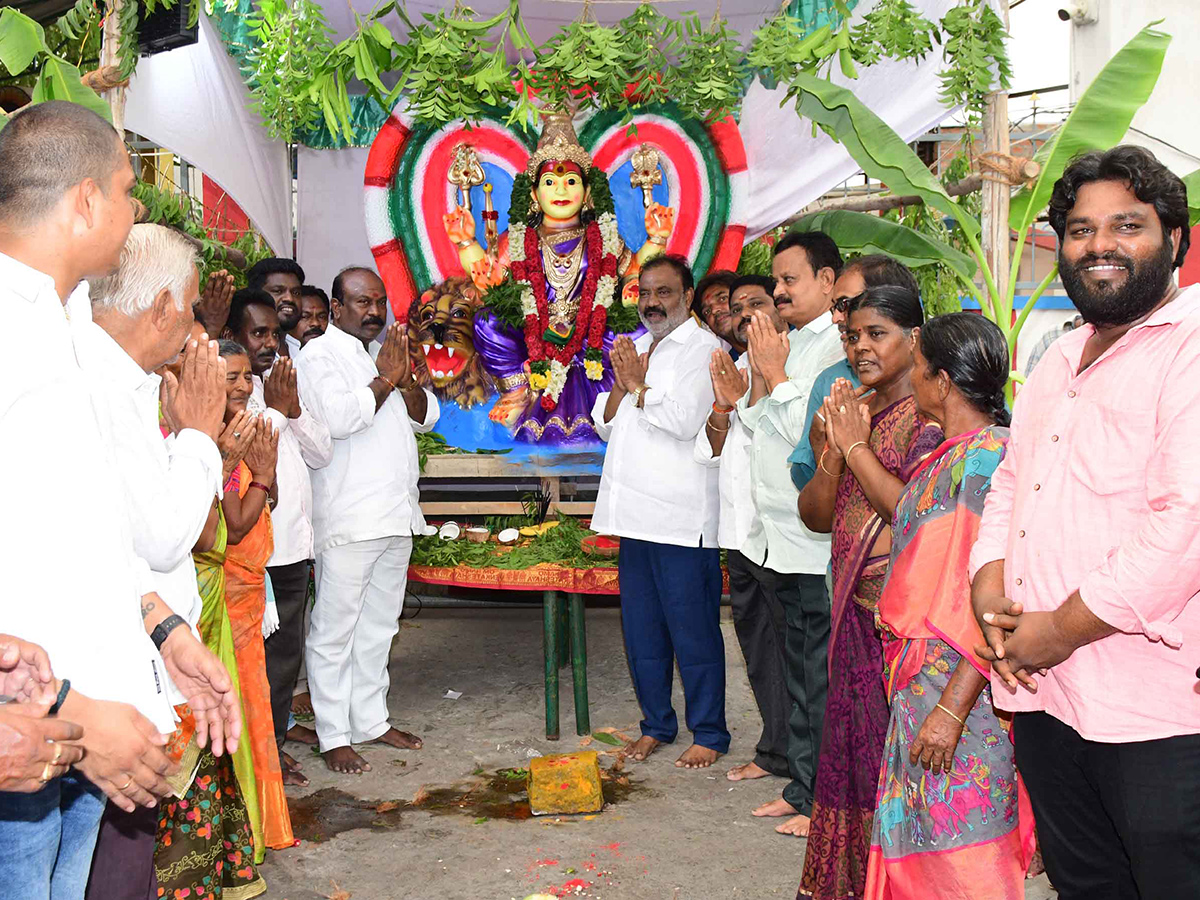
[{"left": 832, "top": 291, "right": 866, "bottom": 314}]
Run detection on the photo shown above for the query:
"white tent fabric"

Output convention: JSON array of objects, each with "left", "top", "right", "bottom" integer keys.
[
  {"left": 124, "top": 14, "right": 292, "bottom": 255},
  {"left": 297, "top": 145, "right": 372, "bottom": 295}
]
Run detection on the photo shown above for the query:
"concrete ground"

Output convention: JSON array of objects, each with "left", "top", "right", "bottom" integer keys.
[{"left": 258, "top": 604, "right": 1056, "bottom": 900}]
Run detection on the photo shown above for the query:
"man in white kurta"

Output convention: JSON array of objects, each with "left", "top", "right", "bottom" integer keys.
[{"left": 295, "top": 266, "right": 438, "bottom": 775}]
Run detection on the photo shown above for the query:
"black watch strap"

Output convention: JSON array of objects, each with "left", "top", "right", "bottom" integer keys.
[{"left": 151, "top": 614, "right": 188, "bottom": 651}]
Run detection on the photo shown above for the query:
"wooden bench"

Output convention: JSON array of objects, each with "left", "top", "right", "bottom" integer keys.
[{"left": 418, "top": 453, "right": 598, "bottom": 518}]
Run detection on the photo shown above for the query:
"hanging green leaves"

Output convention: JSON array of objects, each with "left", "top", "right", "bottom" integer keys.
[
  {"left": 245, "top": 0, "right": 333, "bottom": 143},
  {"left": 937, "top": 0, "right": 1012, "bottom": 124}
]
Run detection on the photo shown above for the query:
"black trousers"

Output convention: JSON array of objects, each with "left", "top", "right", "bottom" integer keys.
[
  {"left": 727, "top": 550, "right": 791, "bottom": 776},
  {"left": 727, "top": 552, "right": 831, "bottom": 814},
  {"left": 265, "top": 559, "right": 312, "bottom": 750},
  {"left": 1015, "top": 711, "right": 1200, "bottom": 900},
  {"left": 84, "top": 802, "right": 157, "bottom": 900}
]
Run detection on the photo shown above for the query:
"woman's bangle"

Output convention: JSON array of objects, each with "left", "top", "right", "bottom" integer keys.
[
  {"left": 935, "top": 703, "right": 966, "bottom": 726},
  {"left": 248, "top": 481, "right": 272, "bottom": 495},
  {"left": 844, "top": 440, "right": 869, "bottom": 461},
  {"left": 712, "top": 401, "right": 735, "bottom": 415},
  {"left": 818, "top": 448, "right": 842, "bottom": 478}
]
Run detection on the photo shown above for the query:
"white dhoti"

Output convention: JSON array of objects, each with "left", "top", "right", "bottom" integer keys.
[{"left": 307, "top": 534, "right": 412, "bottom": 751}]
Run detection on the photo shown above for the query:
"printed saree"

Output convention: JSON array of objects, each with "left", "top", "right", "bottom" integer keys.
[
  {"left": 864, "top": 427, "right": 1034, "bottom": 900},
  {"left": 224, "top": 463, "right": 294, "bottom": 855},
  {"left": 799, "top": 396, "right": 941, "bottom": 900},
  {"left": 154, "top": 506, "right": 265, "bottom": 899}
]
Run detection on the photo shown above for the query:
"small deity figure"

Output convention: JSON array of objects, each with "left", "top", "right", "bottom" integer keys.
[{"left": 442, "top": 114, "right": 674, "bottom": 443}]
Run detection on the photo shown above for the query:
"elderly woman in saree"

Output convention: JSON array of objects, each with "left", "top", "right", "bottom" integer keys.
[
  {"left": 796, "top": 285, "right": 942, "bottom": 900},
  {"left": 863, "top": 313, "right": 1034, "bottom": 900}
]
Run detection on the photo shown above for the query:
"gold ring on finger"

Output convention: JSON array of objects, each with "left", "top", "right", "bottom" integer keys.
[
  {"left": 50, "top": 741, "right": 63, "bottom": 766},
  {"left": 40, "top": 762, "right": 54, "bottom": 782},
  {"left": 120, "top": 775, "right": 133, "bottom": 792}
]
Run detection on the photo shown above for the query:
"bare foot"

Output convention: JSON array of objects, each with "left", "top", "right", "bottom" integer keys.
[
  {"left": 286, "top": 723, "right": 319, "bottom": 745},
  {"left": 291, "top": 692, "right": 313, "bottom": 716},
  {"left": 726, "top": 761, "right": 772, "bottom": 782},
  {"left": 281, "top": 751, "right": 309, "bottom": 786},
  {"left": 323, "top": 746, "right": 371, "bottom": 775},
  {"left": 366, "top": 727, "right": 423, "bottom": 750},
  {"left": 623, "top": 735, "right": 662, "bottom": 761},
  {"left": 776, "top": 813, "right": 811, "bottom": 836},
  {"left": 675, "top": 744, "right": 722, "bottom": 769},
  {"left": 753, "top": 798, "right": 799, "bottom": 818}
]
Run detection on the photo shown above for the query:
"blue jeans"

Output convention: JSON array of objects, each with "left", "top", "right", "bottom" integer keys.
[
  {"left": 0, "top": 772, "right": 106, "bottom": 900},
  {"left": 617, "top": 538, "right": 730, "bottom": 753}
]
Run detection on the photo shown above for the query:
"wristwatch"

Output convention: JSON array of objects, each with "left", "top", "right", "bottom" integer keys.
[
  {"left": 151, "top": 614, "right": 188, "bottom": 651},
  {"left": 631, "top": 384, "right": 648, "bottom": 405}
]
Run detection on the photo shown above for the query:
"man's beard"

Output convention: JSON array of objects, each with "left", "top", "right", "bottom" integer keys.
[
  {"left": 639, "top": 304, "right": 690, "bottom": 339},
  {"left": 1059, "top": 238, "right": 1175, "bottom": 328},
  {"left": 277, "top": 306, "right": 301, "bottom": 331}
]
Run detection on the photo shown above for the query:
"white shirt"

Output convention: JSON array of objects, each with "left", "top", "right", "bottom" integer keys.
[
  {"left": 0, "top": 253, "right": 175, "bottom": 731},
  {"left": 76, "top": 323, "right": 224, "bottom": 702},
  {"left": 736, "top": 313, "right": 844, "bottom": 574},
  {"left": 591, "top": 317, "right": 720, "bottom": 548},
  {"left": 295, "top": 324, "right": 439, "bottom": 553},
  {"left": 694, "top": 356, "right": 755, "bottom": 552},
  {"left": 284, "top": 332, "right": 302, "bottom": 357},
  {"left": 248, "top": 372, "right": 332, "bottom": 565}
]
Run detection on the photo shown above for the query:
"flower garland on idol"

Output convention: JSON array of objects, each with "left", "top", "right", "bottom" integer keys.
[{"left": 508, "top": 163, "right": 621, "bottom": 412}]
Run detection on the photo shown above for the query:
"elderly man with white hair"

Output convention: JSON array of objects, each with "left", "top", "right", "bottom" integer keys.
[{"left": 78, "top": 223, "right": 243, "bottom": 900}]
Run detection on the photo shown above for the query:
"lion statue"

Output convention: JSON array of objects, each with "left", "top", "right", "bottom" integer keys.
[{"left": 406, "top": 277, "right": 496, "bottom": 410}]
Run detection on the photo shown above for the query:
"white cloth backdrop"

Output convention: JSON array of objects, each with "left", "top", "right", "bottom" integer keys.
[
  {"left": 124, "top": 14, "right": 292, "bottom": 256},
  {"left": 296, "top": 146, "right": 372, "bottom": 296}
]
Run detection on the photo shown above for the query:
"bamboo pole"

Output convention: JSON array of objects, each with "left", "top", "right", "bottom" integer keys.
[
  {"left": 980, "top": 0, "right": 1012, "bottom": 323},
  {"left": 99, "top": 0, "right": 127, "bottom": 133}
]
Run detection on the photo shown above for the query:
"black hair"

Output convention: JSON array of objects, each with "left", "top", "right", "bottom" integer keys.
[
  {"left": 227, "top": 287, "right": 277, "bottom": 335},
  {"left": 299, "top": 284, "right": 330, "bottom": 311},
  {"left": 920, "top": 313, "right": 1011, "bottom": 427},
  {"left": 1048, "top": 145, "right": 1190, "bottom": 269},
  {"left": 640, "top": 254, "right": 694, "bottom": 293},
  {"left": 775, "top": 230, "right": 844, "bottom": 279},
  {"left": 845, "top": 254, "right": 921, "bottom": 297},
  {"left": 729, "top": 274, "right": 778, "bottom": 300},
  {"left": 217, "top": 338, "right": 248, "bottom": 359},
  {"left": 246, "top": 257, "right": 306, "bottom": 290},
  {"left": 331, "top": 266, "right": 378, "bottom": 304},
  {"left": 692, "top": 269, "right": 738, "bottom": 315},
  {"left": 0, "top": 100, "right": 124, "bottom": 228},
  {"left": 847, "top": 283, "right": 924, "bottom": 331}
]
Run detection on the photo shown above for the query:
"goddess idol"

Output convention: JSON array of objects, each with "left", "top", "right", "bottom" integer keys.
[{"left": 442, "top": 114, "right": 674, "bottom": 444}]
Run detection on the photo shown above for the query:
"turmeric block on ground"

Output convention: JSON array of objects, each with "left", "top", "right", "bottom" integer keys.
[{"left": 528, "top": 751, "right": 604, "bottom": 816}]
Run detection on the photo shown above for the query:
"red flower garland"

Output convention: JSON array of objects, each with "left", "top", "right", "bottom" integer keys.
[{"left": 512, "top": 221, "right": 617, "bottom": 411}]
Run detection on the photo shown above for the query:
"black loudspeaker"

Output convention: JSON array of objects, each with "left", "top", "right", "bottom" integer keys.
[{"left": 137, "top": 1, "right": 198, "bottom": 55}]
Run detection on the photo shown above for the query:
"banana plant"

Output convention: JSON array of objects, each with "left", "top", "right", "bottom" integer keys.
[
  {"left": 0, "top": 7, "right": 111, "bottom": 125},
  {"left": 788, "top": 22, "right": 1172, "bottom": 391}
]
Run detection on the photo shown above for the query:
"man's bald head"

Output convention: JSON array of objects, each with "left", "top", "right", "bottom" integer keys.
[{"left": 0, "top": 101, "right": 125, "bottom": 230}]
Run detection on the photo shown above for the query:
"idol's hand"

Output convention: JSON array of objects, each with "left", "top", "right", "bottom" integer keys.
[
  {"left": 469, "top": 256, "right": 505, "bottom": 293},
  {"left": 443, "top": 206, "right": 476, "bottom": 245},
  {"left": 644, "top": 203, "right": 675, "bottom": 241}
]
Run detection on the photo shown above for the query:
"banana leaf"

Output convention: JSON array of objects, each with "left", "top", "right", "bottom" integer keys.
[
  {"left": 791, "top": 210, "right": 978, "bottom": 287},
  {"left": 790, "top": 72, "right": 979, "bottom": 241},
  {"left": 1185, "top": 168, "right": 1200, "bottom": 228},
  {"left": 30, "top": 55, "right": 112, "bottom": 123},
  {"left": 1008, "top": 23, "right": 1170, "bottom": 235},
  {"left": 0, "top": 8, "right": 46, "bottom": 76}
]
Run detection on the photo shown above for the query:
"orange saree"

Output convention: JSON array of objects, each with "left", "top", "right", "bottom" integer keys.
[{"left": 224, "top": 462, "right": 294, "bottom": 857}]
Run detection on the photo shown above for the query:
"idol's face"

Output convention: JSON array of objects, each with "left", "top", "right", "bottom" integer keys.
[{"left": 535, "top": 169, "right": 586, "bottom": 222}]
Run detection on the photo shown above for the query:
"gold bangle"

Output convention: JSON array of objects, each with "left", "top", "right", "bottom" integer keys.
[
  {"left": 707, "top": 415, "right": 730, "bottom": 433},
  {"left": 377, "top": 374, "right": 396, "bottom": 392},
  {"left": 818, "top": 448, "right": 841, "bottom": 478},
  {"left": 935, "top": 703, "right": 966, "bottom": 726},
  {"left": 844, "top": 440, "right": 869, "bottom": 460},
  {"left": 456, "top": 238, "right": 474, "bottom": 249},
  {"left": 648, "top": 236, "right": 668, "bottom": 246}
]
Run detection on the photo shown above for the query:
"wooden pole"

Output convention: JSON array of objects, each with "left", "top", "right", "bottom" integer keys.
[
  {"left": 980, "top": 0, "right": 1011, "bottom": 311},
  {"left": 99, "top": 0, "right": 127, "bottom": 133}
]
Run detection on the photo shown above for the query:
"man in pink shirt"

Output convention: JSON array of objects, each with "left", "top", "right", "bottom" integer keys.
[{"left": 970, "top": 145, "right": 1199, "bottom": 899}]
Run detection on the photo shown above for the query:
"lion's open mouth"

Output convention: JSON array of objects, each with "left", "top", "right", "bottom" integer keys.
[{"left": 421, "top": 342, "right": 469, "bottom": 381}]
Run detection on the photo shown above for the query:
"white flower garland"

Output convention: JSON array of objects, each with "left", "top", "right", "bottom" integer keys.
[
  {"left": 598, "top": 212, "right": 620, "bottom": 257},
  {"left": 520, "top": 286, "right": 537, "bottom": 317},
  {"left": 594, "top": 274, "right": 618, "bottom": 310},
  {"left": 507, "top": 222, "right": 526, "bottom": 263},
  {"left": 546, "top": 358, "right": 570, "bottom": 403}
]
